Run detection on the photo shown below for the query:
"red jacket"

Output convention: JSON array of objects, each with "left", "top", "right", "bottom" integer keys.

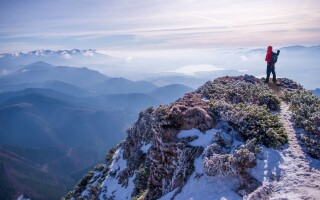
[{"left": 265, "top": 46, "right": 273, "bottom": 64}]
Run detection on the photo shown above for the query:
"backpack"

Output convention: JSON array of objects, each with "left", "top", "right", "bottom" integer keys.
[{"left": 270, "top": 52, "right": 278, "bottom": 64}]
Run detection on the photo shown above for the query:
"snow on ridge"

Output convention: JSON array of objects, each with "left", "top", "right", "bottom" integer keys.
[
  {"left": 98, "top": 148, "right": 135, "bottom": 200},
  {"left": 80, "top": 170, "right": 103, "bottom": 197}
]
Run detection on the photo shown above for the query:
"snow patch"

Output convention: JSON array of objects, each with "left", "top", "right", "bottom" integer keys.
[
  {"left": 161, "top": 155, "right": 242, "bottom": 200},
  {"left": 140, "top": 143, "right": 152, "bottom": 153},
  {"left": 177, "top": 128, "right": 220, "bottom": 147},
  {"left": 17, "top": 195, "right": 30, "bottom": 200},
  {"left": 201, "top": 97, "right": 210, "bottom": 102},
  {"left": 159, "top": 188, "right": 179, "bottom": 200},
  {"left": 247, "top": 146, "right": 283, "bottom": 183}
]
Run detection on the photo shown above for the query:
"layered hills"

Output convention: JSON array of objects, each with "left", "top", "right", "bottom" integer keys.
[{"left": 0, "top": 62, "right": 192, "bottom": 200}]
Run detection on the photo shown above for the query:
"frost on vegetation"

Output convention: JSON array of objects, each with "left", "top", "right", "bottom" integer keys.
[
  {"left": 132, "top": 166, "right": 150, "bottom": 199},
  {"left": 210, "top": 101, "right": 287, "bottom": 148},
  {"left": 283, "top": 90, "right": 320, "bottom": 159},
  {"left": 105, "top": 146, "right": 117, "bottom": 164},
  {"left": 197, "top": 76, "right": 280, "bottom": 111},
  {"left": 244, "top": 183, "right": 274, "bottom": 200},
  {"left": 204, "top": 136, "right": 261, "bottom": 176},
  {"left": 204, "top": 154, "right": 238, "bottom": 176}
]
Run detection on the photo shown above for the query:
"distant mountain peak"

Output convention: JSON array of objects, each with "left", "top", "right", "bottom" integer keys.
[
  {"left": 26, "top": 61, "right": 54, "bottom": 68},
  {"left": 0, "top": 49, "right": 99, "bottom": 58}
]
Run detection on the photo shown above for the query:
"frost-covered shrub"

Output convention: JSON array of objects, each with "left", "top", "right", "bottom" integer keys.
[
  {"left": 235, "top": 139, "right": 261, "bottom": 172},
  {"left": 204, "top": 139, "right": 261, "bottom": 176},
  {"left": 205, "top": 143, "right": 224, "bottom": 157},
  {"left": 300, "top": 133, "right": 320, "bottom": 159},
  {"left": 105, "top": 146, "right": 117, "bottom": 164},
  {"left": 258, "top": 91, "right": 281, "bottom": 111},
  {"left": 75, "top": 171, "right": 94, "bottom": 194},
  {"left": 214, "top": 132, "right": 233, "bottom": 148},
  {"left": 197, "top": 77, "right": 280, "bottom": 111},
  {"left": 210, "top": 101, "right": 287, "bottom": 148},
  {"left": 204, "top": 132, "right": 233, "bottom": 158},
  {"left": 277, "top": 78, "right": 303, "bottom": 90},
  {"left": 94, "top": 164, "right": 104, "bottom": 172},
  {"left": 290, "top": 91, "right": 320, "bottom": 134},
  {"left": 109, "top": 170, "right": 117, "bottom": 177},
  {"left": 244, "top": 183, "right": 274, "bottom": 200},
  {"left": 283, "top": 90, "right": 320, "bottom": 159},
  {"left": 63, "top": 191, "right": 74, "bottom": 200},
  {"left": 128, "top": 150, "right": 145, "bottom": 170},
  {"left": 132, "top": 166, "right": 150, "bottom": 198},
  {"left": 204, "top": 154, "right": 238, "bottom": 176}
]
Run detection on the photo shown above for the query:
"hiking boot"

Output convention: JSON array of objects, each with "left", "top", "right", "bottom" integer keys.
[{"left": 273, "top": 79, "right": 277, "bottom": 83}]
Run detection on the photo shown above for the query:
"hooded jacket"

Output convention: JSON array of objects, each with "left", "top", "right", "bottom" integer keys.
[{"left": 265, "top": 45, "right": 273, "bottom": 64}]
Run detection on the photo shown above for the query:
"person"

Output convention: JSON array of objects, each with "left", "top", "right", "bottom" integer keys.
[{"left": 265, "top": 45, "right": 280, "bottom": 83}]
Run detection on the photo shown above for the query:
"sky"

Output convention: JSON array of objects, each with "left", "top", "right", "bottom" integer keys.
[{"left": 0, "top": 0, "right": 320, "bottom": 53}]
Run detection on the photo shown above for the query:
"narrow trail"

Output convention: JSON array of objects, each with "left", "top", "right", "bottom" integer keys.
[{"left": 270, "top": 102, "right": 320, "bottom": 199}]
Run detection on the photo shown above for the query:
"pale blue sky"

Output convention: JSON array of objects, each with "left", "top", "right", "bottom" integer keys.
[{"left": 0, "top": 0, "right": 320, "bottom": 53}]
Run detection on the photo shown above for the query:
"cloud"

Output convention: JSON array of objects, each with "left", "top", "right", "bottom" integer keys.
[
  {"left": 125, "top": 56, "right": 133, "bottom": 63},
  {"left": 0, "top": 0, "right": 320, "bottom": 51},
  {"left": 167, "top": 64, "right": 224, "bottom": 75},
  {"left": 240, "top": 55, "right": 248, "bottom": 61}
]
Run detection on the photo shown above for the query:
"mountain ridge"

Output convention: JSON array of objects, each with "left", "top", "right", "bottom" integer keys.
[
  {"left": 64, "top": 75, "right": 320, "bottom": 200},
  {"left": 0, "top": 49, "right": 99, "bottom": 58}
]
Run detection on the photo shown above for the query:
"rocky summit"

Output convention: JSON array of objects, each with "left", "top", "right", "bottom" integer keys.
[{"left": 64, "top": 75, "right": 320, "bottom": 200}]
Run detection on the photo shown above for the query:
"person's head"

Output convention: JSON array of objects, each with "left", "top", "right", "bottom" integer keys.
[{"left": 267, "top": 45, "right": 273, "bottom": 52}]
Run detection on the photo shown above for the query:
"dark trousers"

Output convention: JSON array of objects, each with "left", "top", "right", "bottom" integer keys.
[{"left": 266, "top": 64, "right": 276, "bottom": 82}]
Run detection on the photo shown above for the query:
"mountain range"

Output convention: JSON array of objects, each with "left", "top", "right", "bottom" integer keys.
[
  {"left": 0, "top": 49, "right": 109, "bottom": 70},
  {"left": 312, "top": 88, "right": 320, "bottom": 98},
  {"left": 0, "top": 61, "right": 193, "bottom": 200},
  {"left": 2, "top": 45, "right": 319, "bottom": 90}
]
